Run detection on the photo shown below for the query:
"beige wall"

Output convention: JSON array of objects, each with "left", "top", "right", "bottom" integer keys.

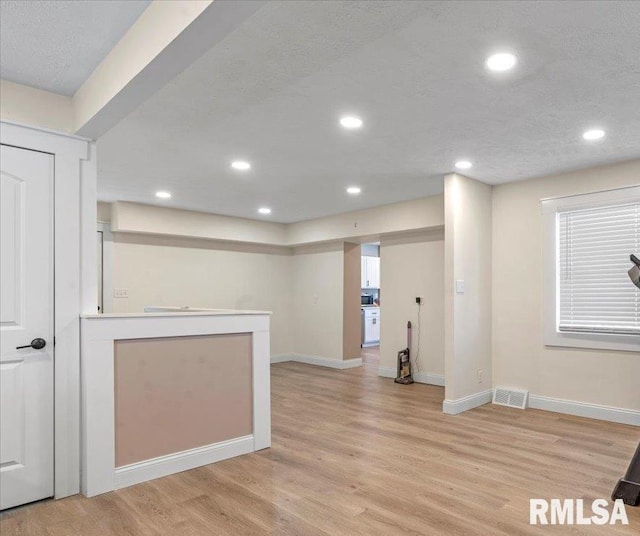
[
  {"left": 109, "top": 232, "right": 353, "bottom": 362},
  {"left": 112, "top": 201, "right": 288, "bottom": 246},
  {"left": 343, "top": 243, "right": 362, "bottom": 360},
  {"left": 291, "top": 243, "right": 345, "bottom": 361},
  {"left": 445, "top": 174, "right": 493, "bottom": 401},
  {"left": 380, "top": 230, "right": 445, "bottom": 376},
  {"left": 103, "top": 197, "right": 445, "bottom": 364},
  {"left": 114, "top": 333, "right": 252, "bottom": 466},
  {"left": 0, "top": 80, "right": 74, "bottom": 133},
  {"left": 109, "top": 195, "right": 444, "bottom": 248},
  {"left": 287, "top": 195, "right": 444, "bottom": 246},
  {"left": 493, "top": 159, "right": 640, "bottom": 410},
  {"left": 110, "top": 233, "right": 294, "bottom": 357}
]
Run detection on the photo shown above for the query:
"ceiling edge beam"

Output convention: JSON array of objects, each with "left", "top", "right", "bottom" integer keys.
[{"left": 74, "top": 0, "right": 266, "bottom": 138}]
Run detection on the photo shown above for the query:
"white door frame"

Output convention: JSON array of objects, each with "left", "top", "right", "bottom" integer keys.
[
  {"left": 1, "top": 120, "right": 97, "bottom": 499},
  {"left": 97, "top": 222, "right": 114, "bottom": 314}
]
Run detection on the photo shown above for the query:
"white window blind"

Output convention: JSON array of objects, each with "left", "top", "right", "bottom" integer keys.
[{"left": 558, "top": 201, "right": 640, "bottom": 335}]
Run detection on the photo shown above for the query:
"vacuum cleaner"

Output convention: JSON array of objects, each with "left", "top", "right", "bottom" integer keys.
[
  {"left": 394, "top": 321, "right": 414, "bottom": 384},
  {"left": 611, "top": 254, "right": 640, "bottom": 506}
]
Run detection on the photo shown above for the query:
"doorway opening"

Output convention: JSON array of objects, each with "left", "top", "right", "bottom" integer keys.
[{"left": 361, "top": 243, "right": 381, "bottom": 367}]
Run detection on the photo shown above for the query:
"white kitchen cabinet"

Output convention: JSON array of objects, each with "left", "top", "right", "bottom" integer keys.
[
  {"left": 368, "top": 257, "right": 380, "bottom": 288},
  {"left": 361, "top": 256, "right": 380, "bottom": 288},
  {"left": 363, "top": 308, "right": 380, "bottom": 345}
]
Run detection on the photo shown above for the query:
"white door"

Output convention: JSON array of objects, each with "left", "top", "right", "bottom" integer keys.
[{"left": 0, "top": 145, "right": 54, "bottom": 510}]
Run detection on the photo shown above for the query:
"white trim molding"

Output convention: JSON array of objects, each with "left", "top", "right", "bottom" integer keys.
[
  {"left": 528, "top": 395, "right": 640, "bottom": 427},
  {"left": 377, "top": 366, "right": 445, "bottom": 386},
  {"left": 97, "top": 221, "right": 114, "bottom": 313},
  {"left": 414, "top": 372, "right": 445, "bottom": 386},
  {"left": 80, "top": 311, "right": 271, "bottom": 497},
  {"left": 443, "top": 390, "right": 493, "bottom": 415},
  {"left": 1, "top": 120, "right": 96, "bottom": 500},
  {"left": 115, "top": 435, "right": 255, "bottom": 490},
  {"left": 377, "top": 366, "right": 395, "bottom": 379},
  {"left": 271, "top": 353, "right": 362, "bottom": 369},
  {"left": 270, "top": 354, "right": 294, "bottom": 364}
]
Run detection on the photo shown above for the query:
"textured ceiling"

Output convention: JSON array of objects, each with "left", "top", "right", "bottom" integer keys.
[
  {"left": 96, "top": 0, "right": 640, "bottom": 223},
  {"left": 0, "top": 0, "right": 151, "bottom": 95}
]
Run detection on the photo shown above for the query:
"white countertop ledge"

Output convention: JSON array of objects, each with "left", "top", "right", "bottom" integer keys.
[{"left": 81, "top": 309, "right": 272, "bottom": 319}]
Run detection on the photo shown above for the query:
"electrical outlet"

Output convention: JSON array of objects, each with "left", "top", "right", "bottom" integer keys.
[
  {"left": 113, "top": 288, "right": 129, "bottom": 298},
  {"left": 312, "top": 294, "right": 319, "bottom": 305},
  {"left": 415, "top": 297, "right": 422, "bottom": 304},
  {"left": 476, "top": 369, "right": 484, "bottom": 383}
]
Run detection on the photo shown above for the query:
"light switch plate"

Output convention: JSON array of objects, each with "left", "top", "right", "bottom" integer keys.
[
  {"left": 113, "top": 288, "right": 129, "bottom": 298},
  {"left": 456, "top": 280, "right": 465, "bottom": 294}
]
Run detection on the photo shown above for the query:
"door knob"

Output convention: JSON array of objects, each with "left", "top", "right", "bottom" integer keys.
[{"left": 16, "top": 338, "right": 46, "bottom": 350}]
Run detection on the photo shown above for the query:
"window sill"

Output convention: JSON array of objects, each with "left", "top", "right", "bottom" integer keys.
[{"left": 545, "top": 330, "right": 640, "bottom": 353}]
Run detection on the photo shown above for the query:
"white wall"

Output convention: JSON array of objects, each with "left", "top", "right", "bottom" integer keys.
[
  {"left": 109, "top": 233, "right": 294, "bottom": 357},
  {"left": 444, "top": 173, "right": 493, "bottom": 404},
  {"left": 380, "top": 230, "right": 445, "bottom": 377},
  {"left": 291, "top": 243, "right": 345, "bottom": 361},
  {"left": 493, "top": 159, "right": 640, "bottom": 411}
]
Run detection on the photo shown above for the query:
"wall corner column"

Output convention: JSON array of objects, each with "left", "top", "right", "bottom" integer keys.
[{"left": 443, "top": 173, "right": 493, "bottom": 414}]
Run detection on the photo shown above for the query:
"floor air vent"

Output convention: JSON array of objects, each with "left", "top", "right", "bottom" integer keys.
[{"left": 492, "top": 387, "right": 529, "bottom": 409}]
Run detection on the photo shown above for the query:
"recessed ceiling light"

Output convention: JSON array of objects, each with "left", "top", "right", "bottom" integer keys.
[
  {"left": 258, "top": 207, "right": 272, "bottom": 215},
  {"left": 485, "top": 52, "right": 517, "bottom": 72},
  {"left": 454, "top": 160, "right": 472, "bottom": 170},
  {"left": 155, "top": 191, "right": 171, "bottom": 199},
  {"left": 340, "top": 116, "right": 363, "bottom": 129},
  {"left": 583, "top": 129, "right": 605, "bottom": 141},
  {"left": 346, "top": 186, "right": 361, "bottom": 195},
  {"left": 231, "top": 160, "right": 251, "bottom": 171}
]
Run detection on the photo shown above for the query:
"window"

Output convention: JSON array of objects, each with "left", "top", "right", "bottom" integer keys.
[
  {"left": 543, "top": 186, "right": 640, "bottom": 351},
  {"left": 559, "top": 202, "right": 640, "bottom": 335}
]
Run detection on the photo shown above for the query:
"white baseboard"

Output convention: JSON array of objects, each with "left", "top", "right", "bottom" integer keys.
[
  {"left": 443, "top": 389, "right": 493, "bottom": 415},
  {"left": 528, "top": 395, "right": 640, "bottom": 427},
  {"left": 414, "top": 372, "right": 445, "bottom": 386},
  {"left": 377, "top": 366, "right": 445, "bottom": 386},
  {"left": 442, "top": 390, "right": 639, "bottom": 424},
  {"left": 270, "top": 354, "right": 293, "bottom": 363},
  {"left": 115, "top": 435, "right": 254, "bottom": 490},
  {"left": 377, "top": 366, "right": 396, "bottom": 378},
  {"left": 271, "top": 353, "right": 362, "bottom": 369},
  {"left": 294, "top": 354, "right": 363, "bottom": 369}
]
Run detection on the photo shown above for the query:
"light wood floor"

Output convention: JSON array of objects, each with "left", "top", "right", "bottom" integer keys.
[
  {"left": 2, "top": 362, "right": 639, "bottom": 535},
  {"left": 361, "top": 345, "right": 380, "bottom": 366}
]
